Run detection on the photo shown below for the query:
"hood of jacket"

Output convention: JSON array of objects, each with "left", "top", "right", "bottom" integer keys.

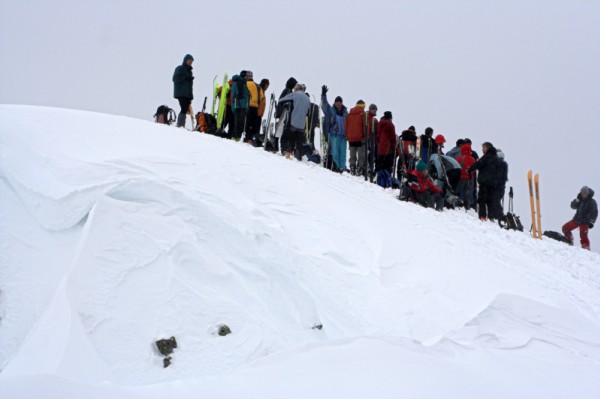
[
  {"left": 461, "top": 144, "right": 472, "bottom": 155},
  {"left": 349, "top": 106, "right": 365, "bottom": 116},
  {"left": 286, "top": 77, "right": 298, "bottom": 90}
]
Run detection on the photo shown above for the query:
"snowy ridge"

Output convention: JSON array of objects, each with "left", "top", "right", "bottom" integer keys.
[{"left": 1, "top": 105, "right": 600, "bottom": 398}]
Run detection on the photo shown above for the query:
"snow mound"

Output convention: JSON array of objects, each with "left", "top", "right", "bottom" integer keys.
[{"left": 1, "top": 105, "right": 599, "bottom": 397}]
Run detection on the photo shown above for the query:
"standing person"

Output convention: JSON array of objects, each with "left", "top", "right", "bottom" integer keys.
[
  {"left": 446, "top": 139, "right": 465, "bottom": 159},
  {"left": 243, "top": 71, "right": 264, "bottom": 144},
  {"left": 456, "top": 143, "right": 476, "bottom": 210},
  {"left": 346, "top": 100, "right": 367, "bottom": 175},
  {"left": 434, "top": 134, "right": 446, "bottom": 155},
  {"left": 172, "top": 54, "right": 194, "bottom": 128},
  {"left": 464, "top": 138, "right": 479, "bottom": 207},
  {"left": 272, "top": 77, "right": 298, "bottom": 152},
  {"left": 321, "top": 85, "right": 348, "bottom": 172},
  {"left": 279, "top": 83, "right": 310, "bottom": 159},
  {"left": 367, "top": 104, "right": 379, "bottom": 180},
  {"left": 493, "top": 149, "right": 509, "bottom": 218},
  {"left": 468, "top": 142, "right": 500, "bottom": 221},
  {"left": 420, "top": 127, "right": 437, "bottom": 164},
  {"left": 257, "top": 78, "right": 270, "bottom": 144},
  {"left": 376, "top": 111, "right": 397, "bottom": 175},
  {"left": 400, "top": 126, "right": 418, "bottom": 171},
  {"left": 562, "top": 186, "right": 597, "bottom": 250},
  {"left": 230, "top": 71, "right": 249, "bottom": 141}
]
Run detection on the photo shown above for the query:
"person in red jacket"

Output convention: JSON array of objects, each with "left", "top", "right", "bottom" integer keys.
[
  {"left": 408, "top": 160, "right": 443, "bottom": 210},
  {"left": 456, "top": 143, "right": 476, "bottom": 210},
  {"left": 376, "top": 111, "right": 397, "bottom": 174},
  {"left": 346, "top": 100, "right": 367, "bottom": 175}
]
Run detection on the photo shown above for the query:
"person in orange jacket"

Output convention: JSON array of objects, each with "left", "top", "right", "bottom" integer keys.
[
  {"left": 346, "top": 100, "right": 367, "bottom": 175},
  {"left": 376, "top": 111, "right": 397, "bottom": 174}
]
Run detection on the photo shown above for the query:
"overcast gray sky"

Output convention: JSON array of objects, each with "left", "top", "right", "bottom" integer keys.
[{"left": 1, "top": 0, "right": 599, "bottom": 249}]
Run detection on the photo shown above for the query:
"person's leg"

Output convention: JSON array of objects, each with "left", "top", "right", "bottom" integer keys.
[
  {"left": 349, "top": 145, "right": 357, "bottom": 174},
  {"left": 478, "top": 185, "right": 489, "bottom": 219},
  {"left": 562, "top": 220, "right": 578, "bottom": 245},
  {"left": 579, "top": 224, "right": 590, "bottom": 250},
  {"left": 357, "top": 142, "right": 366, "bottom": 175},
  {"left": 294, "top": 130, "right": 306, "bottom": 160},
  {"left": 177, "top": 98, "right": 190, "bottom": 127}
]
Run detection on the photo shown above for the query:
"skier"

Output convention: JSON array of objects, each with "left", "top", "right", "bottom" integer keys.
[
  {"left": 346, "top": 100, "right": 367, "bottom": 175},
  {"left": 493, "top": 149, "right": 509, "bottom": 219},
  {"left": 278, "top": 83, "right": 310, "bottom": 159},
  {"left": 244, "top": 71, "right": 265, "bottom": 145},
  {"left": 446, "top": 139, "right": 465, "bottom": 159},
  {"left": 272, "top": 77, "right": 298, "bottom": 152},
  {"left": 256, "top": 78, "right": 270, "bottom": 144},
  {"left": 468, "top": 142, "right": 500, "bottom": 221},
  {"left": 321, "top": 85, "right": 348, "bottom": 172},
  {"left": 230, "top": 72, "right": 249, "bottom": 141},
  {"left": 400, "top": 126, "right": 418, "bottom": 172},
  {"left": 562, "top": 186, "right": 597, "bottom": 250},
  {"left": 172, "top": 54, "right": 194, "bottom": 128},
  {"left": 376, "top": 111, "right": 397, "bottom": 175},
  {"left": 456, "top": 143, "right": 476, "bottom": 210},
  {"left": 420, "top": 127, "right": 437, "bottom": 165},
  {"left": 407, "top": 160, "right": 444, "bottom": 211},
  {"left": 367, "top": 104, "right": 379, "bottom": 180}
]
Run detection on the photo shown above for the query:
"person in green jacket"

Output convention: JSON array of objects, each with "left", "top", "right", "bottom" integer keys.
[{"left": 172, "top": 54, "right": 194, "bottom": 128}]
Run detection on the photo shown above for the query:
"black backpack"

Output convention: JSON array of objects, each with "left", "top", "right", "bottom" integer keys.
[
  {"left": 498, "top": 187, "right": 524, "bottom": 231},
  {"left": 543, "top": 231, "right": 570, "bottom": 244},
  {"left": 154, "top": 105, "right": 176, "bottom": 125}
]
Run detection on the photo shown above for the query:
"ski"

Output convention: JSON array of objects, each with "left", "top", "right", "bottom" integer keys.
[
  {"left": 210, "top": 74, "right": 218, "bottom": 116},
  {"left": 534, "top": 173, "right": 542, "bottom": 239},
  {"left": 216, "top": 74, "right": 229, "bottom": 130},
  {"left": 527, "top": 170, "right": 540, "bottom": 239}
]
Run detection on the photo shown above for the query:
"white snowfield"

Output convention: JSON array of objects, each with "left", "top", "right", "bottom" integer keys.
[{"left": 1, "top": 105, "right": 599, "bottom": 399}]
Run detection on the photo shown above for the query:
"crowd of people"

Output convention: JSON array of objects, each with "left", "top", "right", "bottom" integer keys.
[{"left": 170, "top": 54, "right": 596, "bottom": 249}]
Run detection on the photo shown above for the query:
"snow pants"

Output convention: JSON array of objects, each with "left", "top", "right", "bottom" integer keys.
[
  {"left": 477, "top": 184, "right": 496, "bottom": 220},
  {"left": 348, "top": 141, "right": 366, "bottom": 175},
  {"left": 562, "top": 220, "right": 590, "bottom": 250},
  {"left": 457, "top": 179, "right": 474, "bottom": 210},
  {"left": 329, "top": 134, "right": 347, "bottom": 171}
]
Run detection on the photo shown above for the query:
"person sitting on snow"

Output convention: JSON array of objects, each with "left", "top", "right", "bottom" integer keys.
[{"left": 407, "top": 160, "right": 443, "bottom": 211}]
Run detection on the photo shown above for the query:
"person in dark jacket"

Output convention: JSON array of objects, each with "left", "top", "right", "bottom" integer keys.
[
  {"left": 400, "top": 126, "right": 418, "bottom": 172},
  {"left": 376, "top": 111, "right": 397, "bottom": 174},
  {"left": 493, "top": 149, "right": 509, "bottom": 219},
  {"left": 420, "top": 127, "right": 437, "bottom": 165},
  {"left": 172, "top": 54, "right": 194, "bottom": 128},
  {"left": 468, "top": 142, "right": 500, "bottom": 221},
  {"left": 562, "top": 186, "right": 597, "bottom": 250}
]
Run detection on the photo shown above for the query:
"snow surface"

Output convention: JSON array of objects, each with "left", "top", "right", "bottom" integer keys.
[{"left": 1, "top": 105, "right": 600, "bottom": 398}]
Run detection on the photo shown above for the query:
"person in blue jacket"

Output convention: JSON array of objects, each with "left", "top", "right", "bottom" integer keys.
[{"left": 321, "top": 85, "right": 348, "bottom": 172}]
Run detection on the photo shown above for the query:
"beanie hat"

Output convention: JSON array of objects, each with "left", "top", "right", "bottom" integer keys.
[
  {"left": 581, "top": 186, "right": 590, "bottom": 195},
  {"left": 409, "top": 126, "right": 416, "bottom": 131},
  {"left": 416, "top": 160, "right": 428, "bottom": 172},
  {"left": 240, "top": 70, "right": 247, "bottom": 77},
  {"left": 425, "top": 127, "right": 433, "bottom": 136},
  {"left": 435, "top": 134, "right": 446, "bottom": 144},
  {"left": 356, "top": 100, "right": 365, "bottom": 108},
  {"left": 464, "top": 138, "right": 472, "bottom": 144},
  {"left": 456, "top": 139, "right": 465, "bottom": 146},
  {"left": 260, "top": 78, "right": 270, "bottom": 86},
  {"left": 245, "top": 70, "right": 253, "bottom": 78},
  {"left": 482, "top": 141, "right": 494, "bottom": 149},
  {"left": 183, "top": 54, "right": 194, "bottom": 63},
  {"left": 383, "top": 111, "right": 393, "bottom": 119},
  {"left": 369, "top": 103, "right": 378, "bottom": 111},
  {"left": 335, "top": 96, "right": 343, "bottom": 103}
]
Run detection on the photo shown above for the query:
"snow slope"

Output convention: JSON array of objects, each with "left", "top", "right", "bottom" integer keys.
[{"left": 1, "top": 105, "right": 599, "bottom": 398}]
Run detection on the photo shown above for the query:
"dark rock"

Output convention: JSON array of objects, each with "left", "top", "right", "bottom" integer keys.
[
  {"left": 163, "top": 356, "right": 172, "bottom": 368},
  {"left": 218, "top": 324, "right": 231, "bottom": 336},
  {"left": 312, "top": 324, "right": 323, "bottom": 330},
  {"left": 155, "top": 336, "right": 177, "bottom": 356}
]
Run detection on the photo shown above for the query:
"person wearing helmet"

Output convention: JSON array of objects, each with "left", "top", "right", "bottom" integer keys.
[{"left": 434, "top": 134, "right": 446, "bottom": 155}]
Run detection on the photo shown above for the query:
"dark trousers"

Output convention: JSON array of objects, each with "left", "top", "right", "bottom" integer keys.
[
  {"left": 245, "top": 107, "right": 260, "bottom": 142},
  {"left": 281, "top": 128, "right": 306, "bottom": 159},
  {"left": 222, "top": 105, "right": 233, "bottom": 134},
  {"left": 415, "top": 190, "right": 444, "bottom": 211},
  {"left": 477, "top": 184, "right": 496, "bottom": 219},
  {"left": 232, "top": 108, "right": 247, "bottom": 140},
  {"left": 177, "top": 98, "right": 191, "bottom": 127},
  {"left": 376, "top": 154, "right": 394, "bottom": 173}
]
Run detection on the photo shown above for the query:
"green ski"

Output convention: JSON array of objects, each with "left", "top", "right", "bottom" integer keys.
[{"left": 216, "top": 73, "right": 229, "bottom": 130}]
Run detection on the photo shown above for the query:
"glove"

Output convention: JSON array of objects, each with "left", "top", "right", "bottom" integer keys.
[
  {"left": 589, "top": 223, "right": 594, "bottom": 229},
  {"left": 321, "top": 85, "right": 328, "bottom": 95}
]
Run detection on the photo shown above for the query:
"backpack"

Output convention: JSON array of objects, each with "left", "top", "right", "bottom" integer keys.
[
  {"left": 154, "top": 105, "right": 176, "bottom": 125},
  {"left": 195, "top": 112, "right": 217, "bottom": 133},
  {"left": 377, "top": 169, "right": 392, "bottom": 188},
  {"left": 543, "top": 230, "right": 570, "bottom": 243},
  {"left": 499, "top": 212, "right": 524, "bottom": 231}
]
